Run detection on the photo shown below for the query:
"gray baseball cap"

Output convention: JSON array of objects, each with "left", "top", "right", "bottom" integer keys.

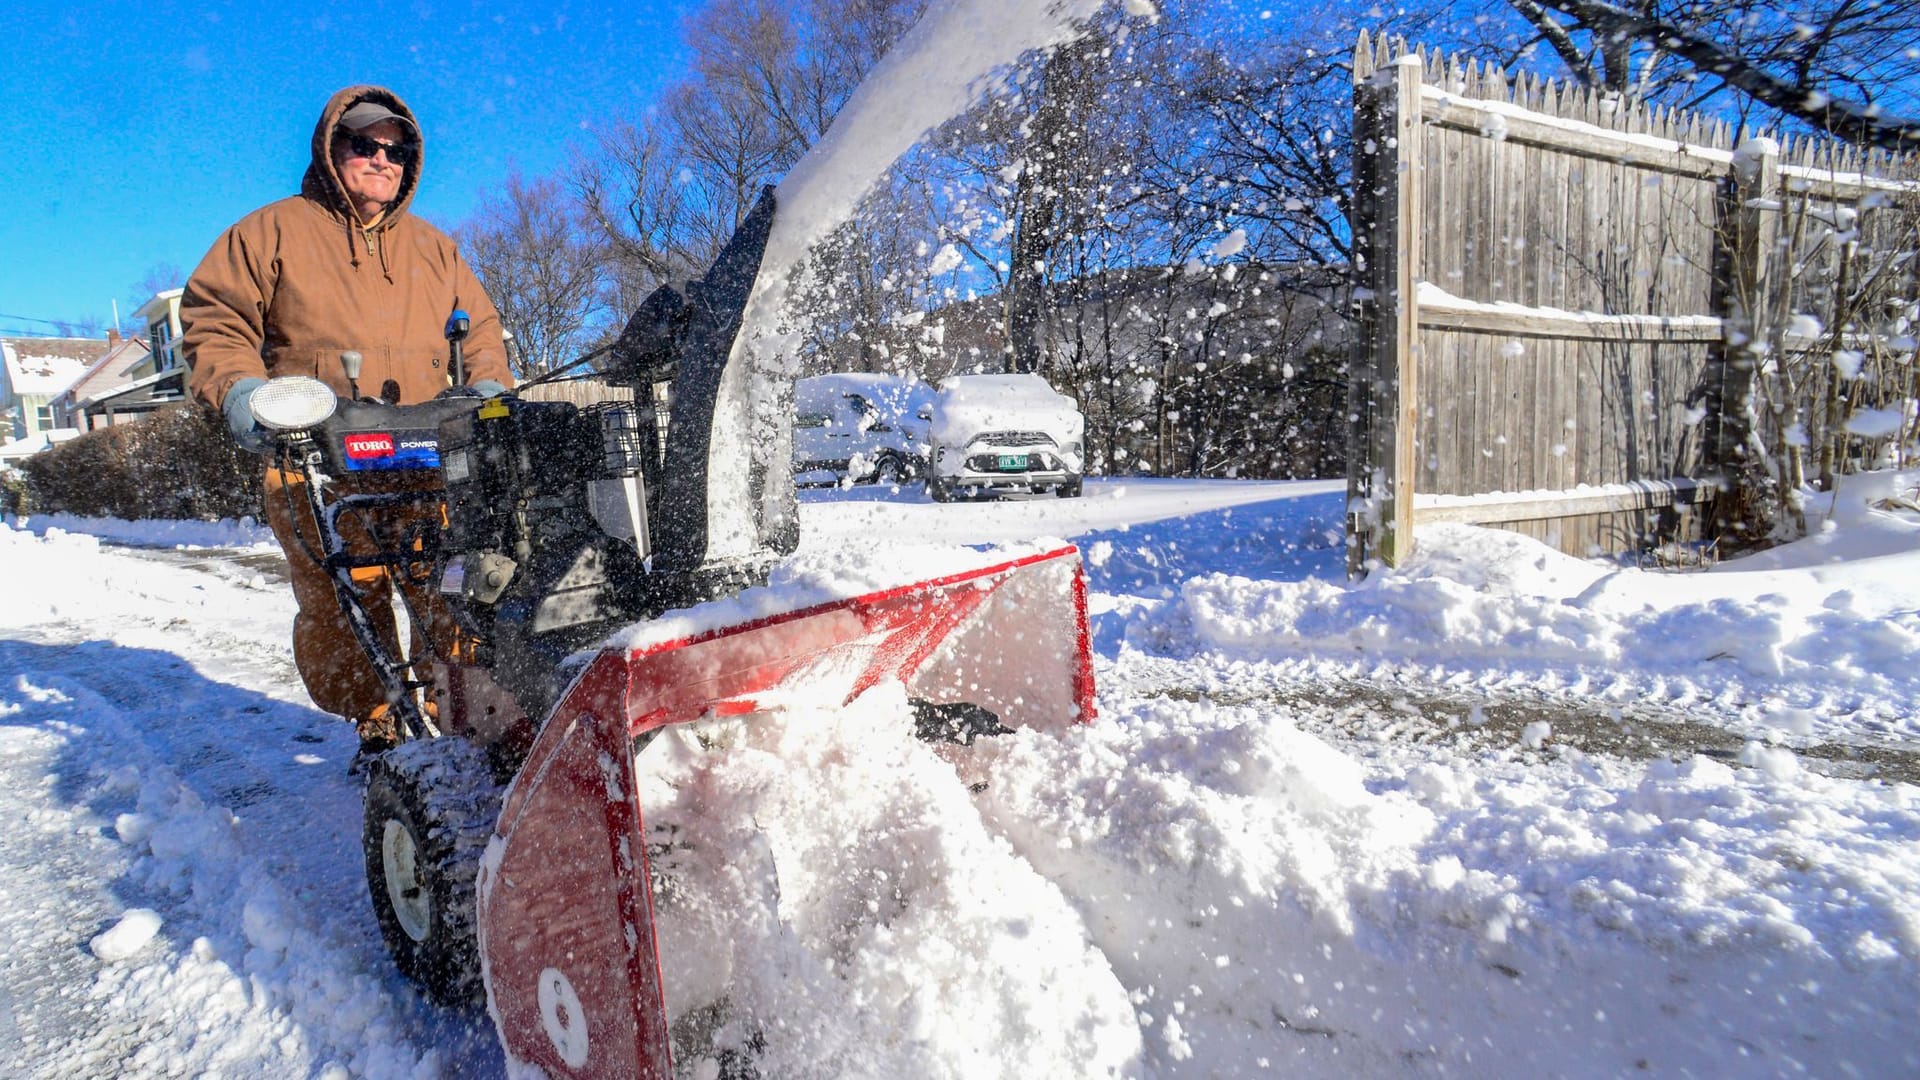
[{"left": 338, "top": 101, "right": 415, "bottom": 133}]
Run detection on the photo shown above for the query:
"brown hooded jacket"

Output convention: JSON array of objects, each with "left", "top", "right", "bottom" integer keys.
[{"left": 183, "top": 85, "right": 512, "bottom": 412}]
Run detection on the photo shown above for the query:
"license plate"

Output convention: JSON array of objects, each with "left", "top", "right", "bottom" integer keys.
[{"left": 995, "top": 454, "right": 1027, "bottom": 470}]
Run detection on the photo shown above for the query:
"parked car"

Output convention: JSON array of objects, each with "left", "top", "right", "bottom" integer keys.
[
  {"left": 792, "top": 373, "right": 934, "bottom": 485},
  {"left": 927, "top": 373, "right": 1084, "bottom": 500}
]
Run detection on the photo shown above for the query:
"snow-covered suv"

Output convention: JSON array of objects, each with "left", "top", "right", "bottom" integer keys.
[
  {"left": 927, "top": 373, "right": 1085, "bottom": 500},
  {"left": 792, "top": 373, "right": 934, "bottom": 485}
]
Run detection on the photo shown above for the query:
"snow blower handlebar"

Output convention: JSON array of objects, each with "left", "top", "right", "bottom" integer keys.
[
  {"left": 444, "top": 306, "right": 468, "bottom": 388},
  {"left": 251, "top": 378, "right": 478, "bottom": 742},
  {"left": 241, "top": 188, "right": 789, "bottom": 763}
]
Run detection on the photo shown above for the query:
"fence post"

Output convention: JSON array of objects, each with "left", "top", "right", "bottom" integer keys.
[
  {"left": 1346, "top": 41, "right": 1383, "bottom": 578},
  {"left": 1347, "top": 51, "right": 1424, "bottom": 576},
  {"left": 1703, "top": 137, "right": 1780, "bottom": 542}
]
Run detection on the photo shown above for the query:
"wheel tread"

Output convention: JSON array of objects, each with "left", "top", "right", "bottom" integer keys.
[{"left": 364, "top": 738, "right": 503, "bottom": 1003}]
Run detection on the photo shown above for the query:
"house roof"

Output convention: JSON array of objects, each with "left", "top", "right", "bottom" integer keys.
[
  {"left": 83, "top": 365, "right": 185, "bottom": 409},
  {"left": 3, "top": 337, "right": 101, "bottom": 396},
  {"left": 135, "top": 288, "right": 184, "bottom": 324},
  {"left": 62, "top": 337, "right": 153, "bottom": 404}
]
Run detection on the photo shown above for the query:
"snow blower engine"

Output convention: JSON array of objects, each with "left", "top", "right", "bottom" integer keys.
[{"left": 248, "top": 187, "right": 1095, "bottom": 1078}]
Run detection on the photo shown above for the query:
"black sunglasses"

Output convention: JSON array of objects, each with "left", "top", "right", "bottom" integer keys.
[{"left": 340, "top": 132, "right": 416, "bottom": 167}]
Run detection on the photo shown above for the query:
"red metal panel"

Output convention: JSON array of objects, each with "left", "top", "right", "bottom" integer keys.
[
  {"left": 478, "top": 653, "right": 670, "bottom": 1079},
  {"left": 1071, "top": 556, "right": 1097, "bottom": 722},
  {"left": 479, "top": 545, "right": 1096, "bottom": 1077},
  {"left": 615, "top": 544, "right": 1087, "bottom": 735}
]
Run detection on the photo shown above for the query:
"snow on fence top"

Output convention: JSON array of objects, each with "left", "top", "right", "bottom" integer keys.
[{"left": 1354, "top": 31, "right": 1919, "bottom": 194}]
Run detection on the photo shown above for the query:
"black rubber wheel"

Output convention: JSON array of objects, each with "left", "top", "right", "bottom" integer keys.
[
  {"left": 929, "top": 478, "right": 952, "bottom": 503},
  {"left": 867, "top": 452, "right": 905, "bottom": 485},
  {"left": 363, "top": 737, "right": 503, "bottom": 1004},
  {"left": 1056, "top": 478, "right": 1083, "bottom": 498}
]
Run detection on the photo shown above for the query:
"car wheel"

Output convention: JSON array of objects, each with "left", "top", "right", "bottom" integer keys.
[
  {"left": 929, "top": 479, "right": 951, "bottom": 503},
  {"left": 1056, "top": 478, "right": 1083, "bottom": 498},
  {"left": 869, "top": 452, "right": 906, "bottom": 486}
]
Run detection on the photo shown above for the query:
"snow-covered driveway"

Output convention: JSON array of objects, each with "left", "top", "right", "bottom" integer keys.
[{"left": 2, "top": 473, "right": 1917, "bottom": 1078}]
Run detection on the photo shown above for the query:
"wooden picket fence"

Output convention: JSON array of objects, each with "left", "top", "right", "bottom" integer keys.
[{"left": 1346, "top": 33, "right": 1919, "bottom": 573}]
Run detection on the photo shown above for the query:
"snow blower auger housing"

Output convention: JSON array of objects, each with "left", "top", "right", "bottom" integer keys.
[{"left": 249, "top": 185, "right": 1096, "bottom": 1068}]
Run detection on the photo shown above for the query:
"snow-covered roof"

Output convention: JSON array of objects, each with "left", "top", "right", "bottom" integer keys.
[
  {"left": 2, "top": 337, "right": 100, "bottom": 397},
  {"left": 134, "top": 288, "right": 184, "bottom": 324}
]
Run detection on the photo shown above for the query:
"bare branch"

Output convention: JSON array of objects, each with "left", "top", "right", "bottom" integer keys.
[{"left": 1541, "top": 0, "right": 1920, "bottom": 150}]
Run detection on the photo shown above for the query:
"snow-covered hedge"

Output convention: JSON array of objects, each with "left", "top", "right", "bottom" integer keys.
[{"left": 20, "top": 406, "right": 260, "bottom": 522}]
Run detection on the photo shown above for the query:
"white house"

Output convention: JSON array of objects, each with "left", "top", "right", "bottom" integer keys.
[
  {"left": 5, "top": 290, "right": 193, "bottom": 444},
  {"left": 1, "top": 337, "right": 98, "bottom": 443},
  {"left": 56, "top": 290, "right": 190, "bottom": 430}
]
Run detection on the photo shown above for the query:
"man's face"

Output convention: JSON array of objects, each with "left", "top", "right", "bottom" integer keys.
[{"left": 332, "top": 118, "right": 410, "bottom": 218}]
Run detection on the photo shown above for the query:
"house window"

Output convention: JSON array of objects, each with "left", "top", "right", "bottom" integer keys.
[
  {"left": 149, "top": 323, "right": 179, "bottom": 371},
  {"left": 35, "top": 405, "right": 53, "bottom": 429}
]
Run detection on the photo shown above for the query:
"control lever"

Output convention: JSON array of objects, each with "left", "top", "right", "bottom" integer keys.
[
  {"left": 445, "top": 305, "right": 470, "bottom": 388},
  {"left": 340, "top": 350, "right": 363, "bottom": 401}
]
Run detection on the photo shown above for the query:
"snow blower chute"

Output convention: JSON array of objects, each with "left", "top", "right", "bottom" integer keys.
[{"left": 245, "top": 185, "right": 1095, "bottom": 1076}]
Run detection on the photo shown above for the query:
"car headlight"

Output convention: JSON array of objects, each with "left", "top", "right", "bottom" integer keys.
[{"left": 249, "top": 377, "right": 338, "bottom": 431}]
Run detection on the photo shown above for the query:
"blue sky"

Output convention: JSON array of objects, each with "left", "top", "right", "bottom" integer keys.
[{"left": 0, "top": 0, "right": 698, "bottom": 337}]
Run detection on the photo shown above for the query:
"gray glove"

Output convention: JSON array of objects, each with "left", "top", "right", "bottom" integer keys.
[{"left": 222, "top": 377, "right": 270, "bottom": 453}]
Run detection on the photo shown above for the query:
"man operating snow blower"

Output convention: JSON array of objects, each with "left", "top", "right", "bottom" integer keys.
[
  {"left": 171, "top": 5, "right": 1102, "bottom": 1063},
  {"left": 183, "top": 85, "right": 514, "bottom": 762}
]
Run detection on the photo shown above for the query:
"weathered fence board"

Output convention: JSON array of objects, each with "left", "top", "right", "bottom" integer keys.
[{"left": 1348, "top": 32, "right": 1919, "bottom": 573}]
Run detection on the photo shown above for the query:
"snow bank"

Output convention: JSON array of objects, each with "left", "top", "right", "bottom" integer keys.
[
  {"left": 5, "top": 512, "right": 275, "bottom": 550},
  {"left": 639, "top": 684, "right": 1142, "bottom": 1078},
  {"left": 1136, "top": 472, "right": 1920, "bottom": 743},
  {"left": 959, "top": 693, "right": 1920, "bottom": 1076}
]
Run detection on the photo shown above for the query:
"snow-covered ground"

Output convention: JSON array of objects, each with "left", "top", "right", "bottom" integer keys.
[{"left": 3, "top": 469, "right": 1917, "bottom": 1078}]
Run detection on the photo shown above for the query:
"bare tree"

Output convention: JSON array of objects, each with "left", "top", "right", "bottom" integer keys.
[
  {"left": 571, "top": 119, "right": 707, "bottom": 317},
  {"left": 1183, "top": 23, "right": 1368, "bottom": 270},
  {"left": 126, "top": 263, "right": 186, "bottom": 328},
  {"left": 457, "top": 173, "right": 604, "bottom": 378},
  {"left": 1496, "top": 0, "right": 1920, "bottom": 149},
  {"left": 569, "top": 0, "right": 926, "bottom": 355}
]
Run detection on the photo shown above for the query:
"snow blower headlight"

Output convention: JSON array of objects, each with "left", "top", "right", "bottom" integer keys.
[{"left": 250, "top": 377, "right": 339, "bottom": 431}]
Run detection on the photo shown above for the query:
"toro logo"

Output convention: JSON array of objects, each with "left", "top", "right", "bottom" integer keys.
[{"left": 344, "top": 433, "right": 396, "bottom": 460}]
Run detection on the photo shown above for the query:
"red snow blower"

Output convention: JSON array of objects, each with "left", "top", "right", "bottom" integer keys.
[{"left": 246, "top": 187, "right": 1095, "bottom": 1077}]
